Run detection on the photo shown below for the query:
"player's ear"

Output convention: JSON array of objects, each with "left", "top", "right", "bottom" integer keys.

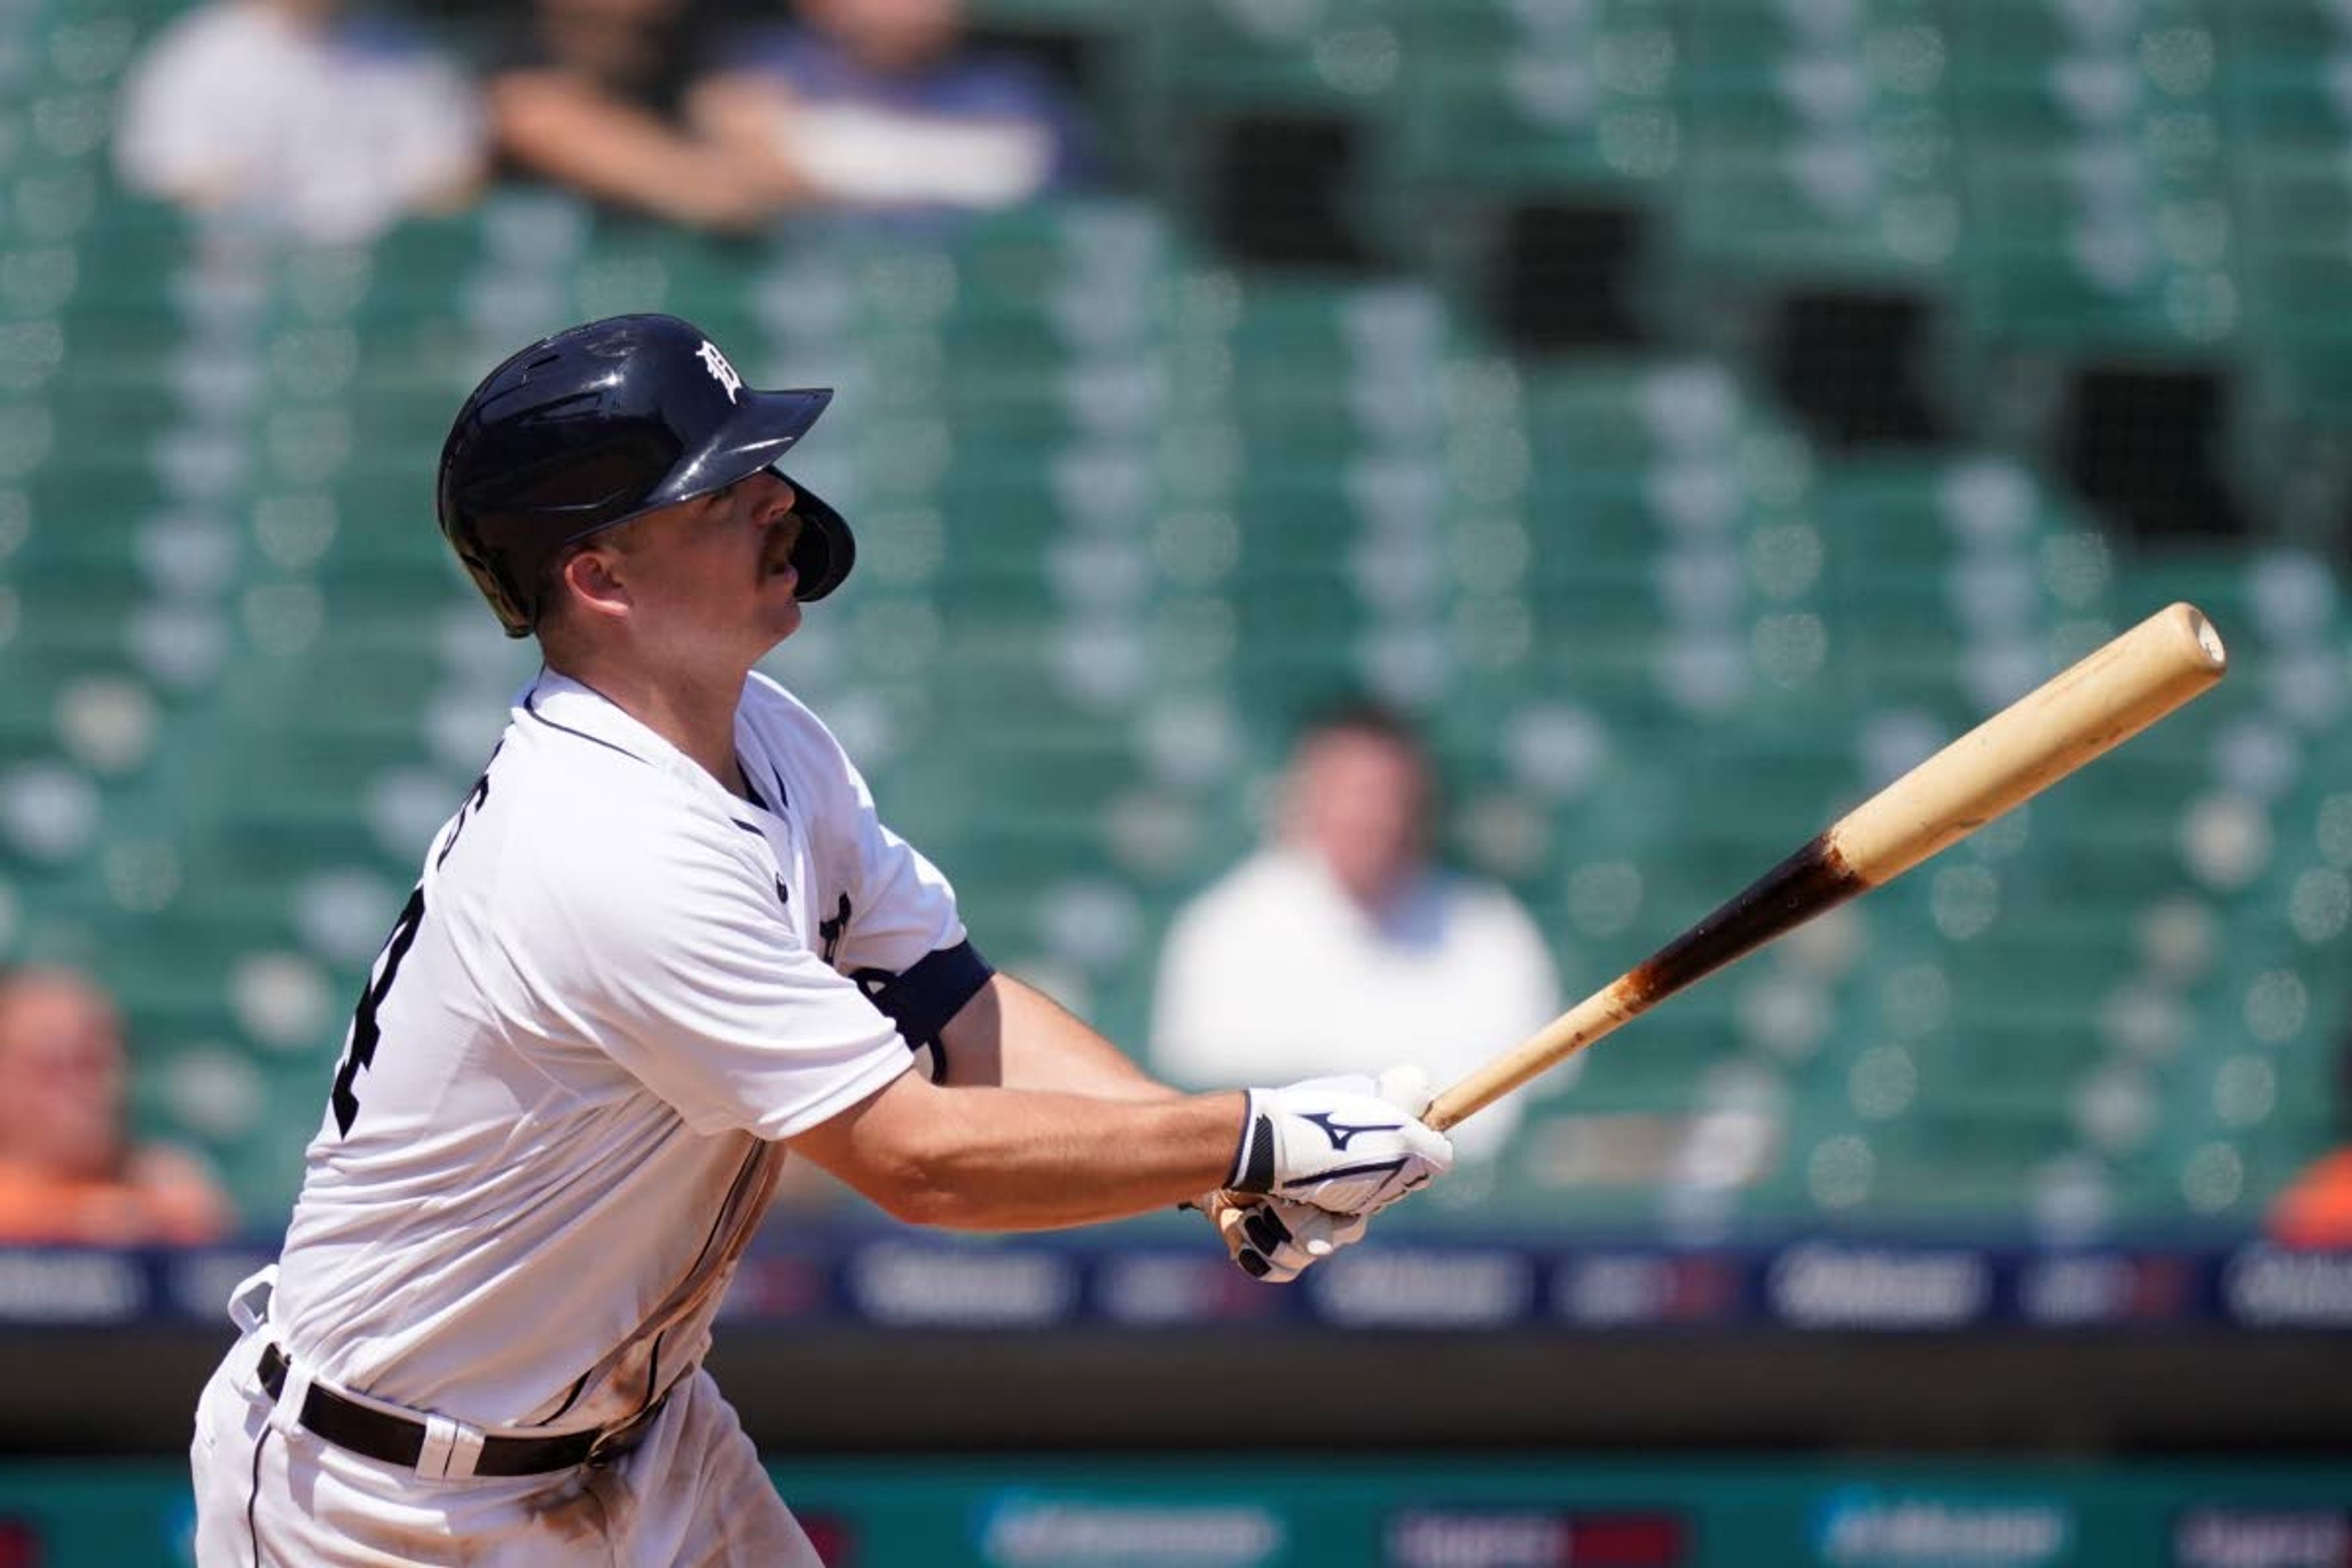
[{"left": 559, "top": 546, "right": 632, "bottom": 625}]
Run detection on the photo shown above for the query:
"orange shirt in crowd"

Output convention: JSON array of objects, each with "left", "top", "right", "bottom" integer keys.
[
  {"left": 2269, "top": 1150, "right": 2352, "bottom": 1250},
  {"left": 0, "top": 967, "right": 233, "bottom": 1247},
  {"left": 0, "top": 1147, "right": 230, "bottom": 1246}
]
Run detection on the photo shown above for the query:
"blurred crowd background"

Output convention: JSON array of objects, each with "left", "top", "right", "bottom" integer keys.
[
  {"left": 2, "top": 0, "right": 2345, "bottom": 1245},
  {"left": 3, "top": 0, "right": 2352, "bottom": 1561}
]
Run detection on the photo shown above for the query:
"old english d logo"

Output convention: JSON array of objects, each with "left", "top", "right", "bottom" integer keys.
[{"left": 696, "top": 340, "right": 744, "bottom": 403}]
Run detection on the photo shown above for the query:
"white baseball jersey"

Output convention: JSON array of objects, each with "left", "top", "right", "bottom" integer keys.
[
  {"left": 114, "top": 0, "right": 484, "bottom": 243},
  {"left": 1151, "top": 847, "right": 1559, "bottom": 1162},
  {"left": 266, "top": 668, "right": 978, "bottom": 1434}
]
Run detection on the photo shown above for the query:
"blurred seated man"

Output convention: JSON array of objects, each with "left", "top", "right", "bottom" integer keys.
[
  {"left": 0, "top": 967, "right": 230, "bottom": 1245},
  {"left": 1151, "top": 703, "right": 1561, "bottom": 1170},
  {"left": 489, "top": 0, "right": 811, "bottom": 230},
  {"left": 114, "top": 0, "right": 485, "bottom": 242},
  {"left": 698, "top": 0, "right": 1090, "bottom": 213}
]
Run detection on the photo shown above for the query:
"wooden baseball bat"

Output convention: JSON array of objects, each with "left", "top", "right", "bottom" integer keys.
[{"left": 1424, "top": 601, "right": 2228, "bottom": 1133}]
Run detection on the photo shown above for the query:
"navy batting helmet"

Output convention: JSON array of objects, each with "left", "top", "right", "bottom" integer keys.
[{"left": 435, "top": 313, "right": 856, "bottom": 638}]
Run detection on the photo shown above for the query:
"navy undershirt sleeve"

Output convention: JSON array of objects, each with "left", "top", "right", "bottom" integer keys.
[{"left": 856, "top": 940, "right": 993, "bottom": 1068}]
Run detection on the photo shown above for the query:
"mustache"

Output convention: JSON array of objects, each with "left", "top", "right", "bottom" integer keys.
[{"left": 766, "top": 510, "right": 805, "bottom": 553}]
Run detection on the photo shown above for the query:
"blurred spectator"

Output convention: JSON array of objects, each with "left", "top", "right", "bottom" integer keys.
[
  {"left": 1150, "top": 703, "right": 1561, "bottom": 1167},
  {"left": 2266, "top": 1033, "right": 2352, "bottom": 1249},
  {"left": 488, "top": 0, "right": 807, "bottom": 230},
  {"left": 114, "top": 0, "right": 485, "bottom": 243},
  {"left": 699, "top": 0, "right": 1090, "bottom": 213},
  {"left": 0, "top": 968, "right": 230, "bottom": 1246}
]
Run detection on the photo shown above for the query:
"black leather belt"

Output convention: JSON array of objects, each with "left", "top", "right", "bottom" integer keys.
[{"left": 257, "top": 1344, "right": 662, "bottom": 1477}]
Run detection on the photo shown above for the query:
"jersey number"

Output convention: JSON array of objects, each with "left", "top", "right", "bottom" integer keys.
[
  {"left": 329, "top": 884, "right": 424, "bottom": 1136},
  {"left": 328, "top": 766, "right": 490, "bottom": 1135}
]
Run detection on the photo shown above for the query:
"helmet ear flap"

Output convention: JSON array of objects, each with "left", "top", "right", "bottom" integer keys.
[
  {"left": 450, "top": 532, "right": 535, "bottom": 638},
  {"left": 779, "top": 477, "right": 855, "bottom": 602}
]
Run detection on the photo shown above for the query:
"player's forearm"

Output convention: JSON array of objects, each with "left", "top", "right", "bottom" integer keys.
[
  {"left": 885, "top": 1086, "right": 1242, "bottom": 1230},
  {"left": 685, "top": 75, "right": 822, "bottom": 204},
  {"left": 940, "top": 973, "right": 1175, "bottom": 1102},
  {"left": 491, "top": 75, "right": 762, "bottom": 228},
  {"left": 794, "top": 1075, "right": 1242, "bottom": 1231}
]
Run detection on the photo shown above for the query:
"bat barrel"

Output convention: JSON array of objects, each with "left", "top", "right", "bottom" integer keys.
[
  {"left": 1422, "top": 603, "right": 2228, "bottom": 1134},
  {"left": 1826, "top": 602, "right": 2225, "bottom": 886}
]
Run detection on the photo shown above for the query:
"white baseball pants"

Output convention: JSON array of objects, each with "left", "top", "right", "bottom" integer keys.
[{"left": 190, "top": 1321, "right": 823, "bottom": 1566}]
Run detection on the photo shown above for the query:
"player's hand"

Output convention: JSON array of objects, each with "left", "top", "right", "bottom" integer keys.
[
  {"left": 1190, "top": 1190, "right": 1369, "bottom": 1283},
  {"left": 1371, "top": 1062, "right": 1438, "bottom": 1121},
  {"left": 1228, "top": 1068, "right": 1452, "bottom": 1217}
]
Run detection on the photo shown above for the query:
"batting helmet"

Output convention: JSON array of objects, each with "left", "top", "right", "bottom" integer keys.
[{"left": 435, "top": 312, "right": 856, "bottom": 638}]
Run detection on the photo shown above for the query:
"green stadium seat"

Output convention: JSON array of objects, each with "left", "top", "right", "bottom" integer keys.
[{"left": 4, "top": 0, "right": 2346, "bottom": 1235}]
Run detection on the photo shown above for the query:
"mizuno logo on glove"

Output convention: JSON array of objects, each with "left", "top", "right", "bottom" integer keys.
[
  {"left": 1298, "top": 1111, "right": 1402, "bottom": 1151},
  {"left": 1227, "top": 1074, "right": 1454, "bottom": 1216}
]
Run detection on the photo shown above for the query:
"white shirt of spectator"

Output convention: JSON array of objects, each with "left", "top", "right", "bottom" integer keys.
[
  {"left": 114, "top": 0, "right": 482, "bottom": 243},
  {"left": 786, "top": 104, "right": 1054, "bottom": 209},
  {"left": 269, "top": 671, "right": 956, "bottom": 1433},
  {"left": 1151, "top": 847, "right": 1560, "bottom": 1163}
]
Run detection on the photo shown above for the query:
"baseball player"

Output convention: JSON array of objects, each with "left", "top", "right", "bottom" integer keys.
[{"left": 188, "top": 312, "right": 1454, "bottom": 1566}]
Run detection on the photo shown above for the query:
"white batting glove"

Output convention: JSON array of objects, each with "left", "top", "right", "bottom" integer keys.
[
  {"left": 1227, "top": 1066, "right": 1452, "bottom": 1217},
  {"left": 1374, "top": 1063, "right": 1438, "bottom": 1120},
  {"left": 1192, "top": 1191, "right": 1369, "bottom": 1284}
]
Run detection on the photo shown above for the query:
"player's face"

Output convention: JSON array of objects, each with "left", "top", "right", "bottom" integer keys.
[
  {"left": 0, "top": 975, "right": 126, "bottom": 1178},
  {"left": 804, "top": 0, "right": 961, "bottom": 72},
  {"left": 1286, "top": 729, "right": 1429, "bottom": 908},
  {"left": 608, "top": 469, "right": 809, "bottom": 663}
]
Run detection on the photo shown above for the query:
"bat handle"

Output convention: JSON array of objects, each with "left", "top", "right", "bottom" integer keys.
[{"left": 1423, "top": 987, "right": 1635, "bottom": 1133}]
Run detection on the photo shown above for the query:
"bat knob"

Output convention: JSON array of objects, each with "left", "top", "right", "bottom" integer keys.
[{"left": 2180, "top": 604, "right": 2226, "bottom": 670}]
